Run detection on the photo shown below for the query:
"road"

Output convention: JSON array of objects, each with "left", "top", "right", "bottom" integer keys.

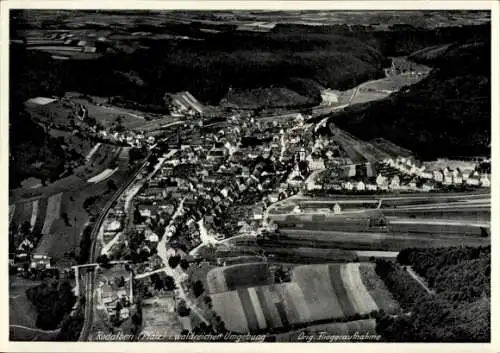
[
  {"left": 156, "top": 197, "right": 210, "bottom": 325},
  {"left": 78, "top": 156, "right": 150, "bottom": 341}
]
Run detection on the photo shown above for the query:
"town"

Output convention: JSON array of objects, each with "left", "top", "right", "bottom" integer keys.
[{"left": 8, "top": 9, "right": 492, "bottom": 345}]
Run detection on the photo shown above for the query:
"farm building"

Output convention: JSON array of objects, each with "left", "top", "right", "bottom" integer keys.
[
  {"left": 321, "top": 89, "right": 339, "bottom": 105},
  {"left": 30, "top": 254, "right": 51, "bottom": 270}
]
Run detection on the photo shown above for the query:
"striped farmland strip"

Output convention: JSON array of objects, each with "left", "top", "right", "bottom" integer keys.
[
  {"left": 259, "top": 285, "right": 283, "bottom": 329},
  {"left": 277, "top": 284, "right": 301, "bottom": 325},
  {"left": 211, "top": 291, "right": 249, "bottom": 333},
  {"left": 22, "top": 202, "right": 33, "bottom": 225},
  {"left": 11, "top": 203, "right": 25, "bottom": 226},
  {"left": 33, "top": 198, "right": 48, "bottom": 234},
  {"left": 275, "top": 300, "right": 290, "bottom": 329},
  {"left": 247, "top": 287, "right": 267, "bottom": 330},
  {"left": 41, "top": 192, "right": 63, "bottom": 235},
  {"left": 30, "top": 200, "right": 39, "bottom": 229},
  {"left": 341, "top": 263, "right": 378, "bottom": 315},
  {"left": 238, "top": 289, "right": 260, "bottom": 332},
  {"left": 283, "top": 282, "right": 311, "bottom": 323},
  {"left": 328, "top": 264, "right": 357, "bottom": 318},
  {"left": 293, "top": 265, "right": 344, "bottom": 321},
  {"left": 254, "top": 286, "right": 276, "bottom": 329},
  {"left": 236, "top": 288, "right": 259, "bottom": 332}
]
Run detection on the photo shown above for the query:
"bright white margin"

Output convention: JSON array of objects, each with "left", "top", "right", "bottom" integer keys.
[{"left": 0, "top": 1, "right": 498, "bottom": 353}]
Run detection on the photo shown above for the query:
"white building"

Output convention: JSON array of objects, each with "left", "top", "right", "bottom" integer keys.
[
  {"left": 343, "top": 181, "right": 354, "bottom": 191},
  {"left": 480, "top": 175, "right": 490, "bottom": 187},
  {"left": 355, "top": 181, "right": 366, "bottom": 191},
  {"left": 433, "top": 170, "right": 444, "bottom": 183},
  {"left": 321, "top": 89, "right": 339, "bottom": 106},
  {"left": 390, "top": 175, "right": 400, "bottom": 188}
]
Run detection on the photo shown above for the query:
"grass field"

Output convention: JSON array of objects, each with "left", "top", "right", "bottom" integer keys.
[
  {"left": 274, "top": 319, "right": 377, "bottom": 341},
  {"left": 140, "top": 296, "right": 182, "bottom": 339},
  {"left": 359, "top": 263, "right": 400, "bottom": 313},
  {"left": 210, "top": 263, "right": 396, "bottom": 333},
  {"left": 369, "top": 137, "right": 413, "bottom": 157},
  {"left": 69, "top": 97, "right": 145, "bottom": 129}
]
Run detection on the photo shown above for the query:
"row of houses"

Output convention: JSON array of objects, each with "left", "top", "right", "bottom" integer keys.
[{"left": 383, "top": 157, "right": 490, "bottom": 187}]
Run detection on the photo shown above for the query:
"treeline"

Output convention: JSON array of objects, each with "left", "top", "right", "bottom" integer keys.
[
  {"left": 77, "top": 225, "right": 93, "bottom": 265},
  {"left": 375, "top": 245, "right": 490, "bottom": 342},
  {"left": 329, "top": 37, "right": 490, "bottom": 160},
  {"left": 26, "top": 280, "right": 77, "bottom": 330}
]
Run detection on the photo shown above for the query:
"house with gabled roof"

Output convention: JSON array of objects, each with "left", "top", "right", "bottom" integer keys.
[
  {"left": 355, "top": 180, "right": 366, "bottom": 191},
  {"left": 433, "top": 170, "right": 444, "bottom": 183},
  {"left": 480, "top": 175, "right": 490, "bottom": 187},
  {"left": 390, "top": 175, "right": 400, "bottom": 189}
]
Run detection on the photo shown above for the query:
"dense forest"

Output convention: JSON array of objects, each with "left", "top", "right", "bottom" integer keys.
[
  {"left": 375, "top": 246, "right": 490, "bottom": 342},
  {"left": 328, "top": 34, "right": 490, "bottom": 160}
]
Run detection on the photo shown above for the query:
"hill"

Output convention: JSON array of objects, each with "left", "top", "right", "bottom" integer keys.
[
  {"left": 325, "top": 38, "right": 490, "bottom": 160},
  {"left": 375, "top": 246, "right": 490, "bottom": 342}
]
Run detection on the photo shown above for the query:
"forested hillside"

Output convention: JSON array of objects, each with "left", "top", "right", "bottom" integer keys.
[
  {"left": 328, "top": 37, "right": 490, "bottom": 160},
  {"left": 375, "top": 246, "right": 490, "bottom": 342}
]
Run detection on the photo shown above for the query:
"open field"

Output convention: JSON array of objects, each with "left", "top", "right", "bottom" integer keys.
[
  {"left": 206, "top": 263, "right": 272, "bottom": 294},
  {"left": 369, "top": 137, "right": 413, "bottom": 157},
  {"left": 210, "top": 263, "right": 396, "bottom": 333},
  {"left": 41, "top": 192, "right": 63, "bottom": 236},
  {"left": 274, "top": 229, "right": 489, "bottom": 251},
  {"left": 222, "top": 256, "right": 267, "bottom": 266},
  {"left": 274, "top": 319, "right": 377, "bottom": 341},
  {"left": 68, "top": 97, "right": 146, "bottom": 128},
  {"left": 9, "top": 145, "right": 123, "bottom": 204},
  {"left": 358, "top": 263, "right": 400, "bottom": 312},
  {"left": 31, "top": 166, "right": 130, "bottom": 264},
  {"left": 329, "top": 125, "right": 390, "bottom": 163}
]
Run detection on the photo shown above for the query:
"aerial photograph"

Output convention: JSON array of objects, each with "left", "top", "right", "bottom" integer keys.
[{"left": 8, "top": 9, "right": 491, "bottom": 343}]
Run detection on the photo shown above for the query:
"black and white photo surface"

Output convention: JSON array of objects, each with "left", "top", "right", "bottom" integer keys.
[{"left": 6, "top": 7, "right": 492, "bottom": 344}]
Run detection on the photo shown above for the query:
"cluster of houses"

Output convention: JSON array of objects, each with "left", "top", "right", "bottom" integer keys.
[
  {"left": 99, "top": 269, "right": 134, "bottom": 322},
  {"left": 383, "top": 157, "right": 490, "bottom": 188},
  {"left": 308, "top": 155, "right": 491, "bottom": 194}
]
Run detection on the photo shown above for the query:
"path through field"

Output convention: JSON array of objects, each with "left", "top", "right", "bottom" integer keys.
[{"left": 405, "top": 266, "right": 434, "bottom": 295}]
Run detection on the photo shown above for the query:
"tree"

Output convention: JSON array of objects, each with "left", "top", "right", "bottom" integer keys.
[
  {"left": 96, "top": 254, "right": 111, "bottom": 268},
  {"left": 180, "top": 259, "right": 190, "bottom": 270},
  {"left": 107, "top": 179, "right": 117, "bottom": 191},
  {"left": 133, "top": 207, "right": 143, "bottom": 225},
  {"left": 164, "top": 275, "right": 176, "bottom": 291},
  {"left": 20, "top": 220, "right": 31, "bottom": 234},
  {"left": 177, "top": 300, "right": 191, "bottom": 317},
  {"left": 168, "top": 255, "right": 181, "bottom": 269},
  {"left": 193, "top": 280, "right": 204, "bottom": 298}
]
